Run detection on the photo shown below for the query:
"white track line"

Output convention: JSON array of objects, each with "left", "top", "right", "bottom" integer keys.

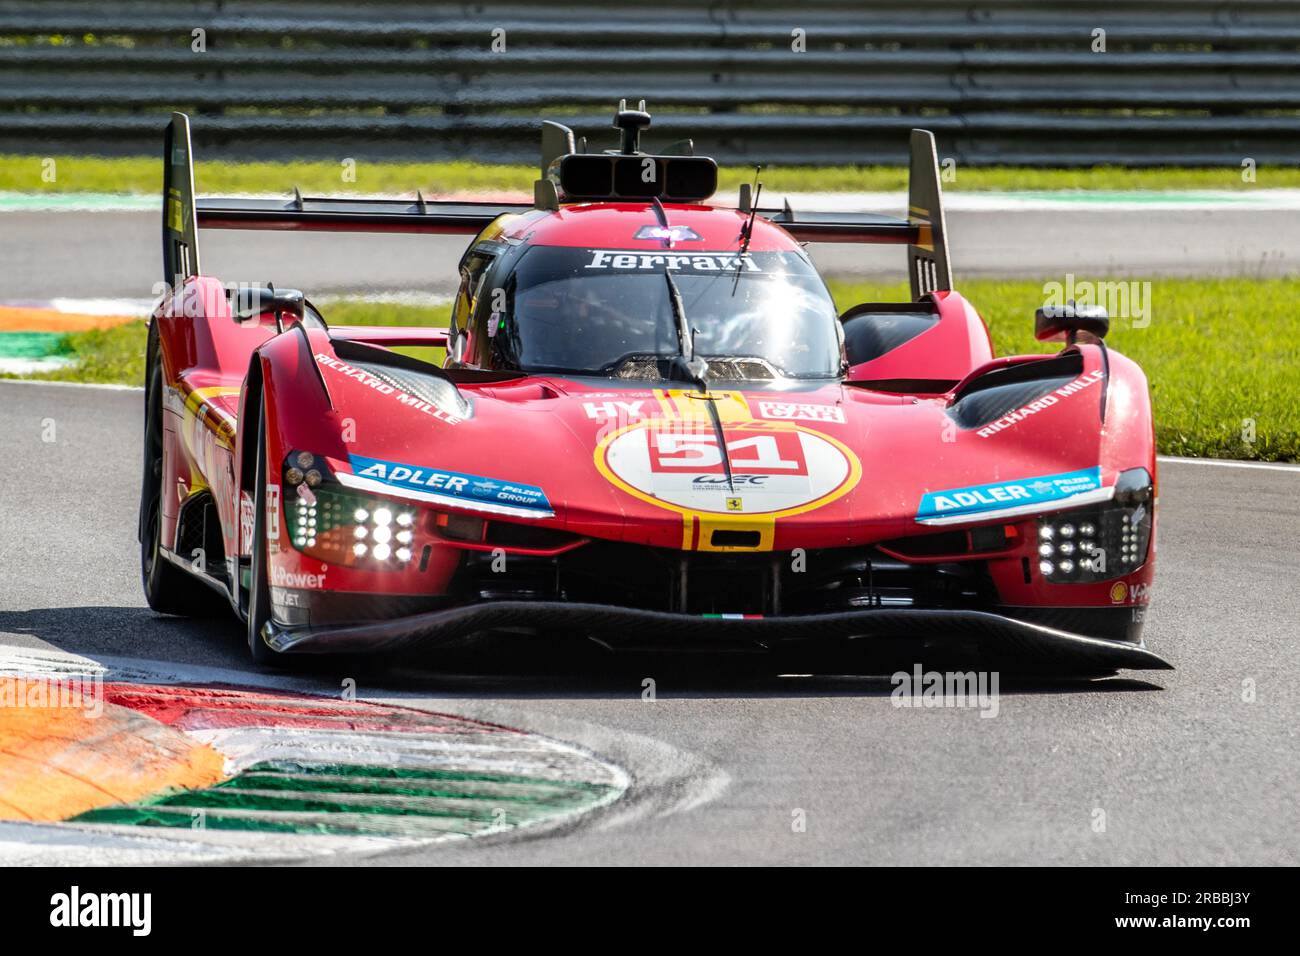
[
  {"left": 1157, "top": 455, "right": 1300, "bottom": 473},
  {"left": 0, "top": 378, "right": 142, "bottom": 391}
]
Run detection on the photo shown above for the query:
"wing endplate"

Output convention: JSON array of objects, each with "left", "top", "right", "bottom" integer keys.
[{"left": 162, "top": 112, "right": 201, "bottom": 283}]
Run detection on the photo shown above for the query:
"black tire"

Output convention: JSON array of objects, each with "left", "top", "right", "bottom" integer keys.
[
  {"left": 140, "top": 336, "right": 229, "bottom": 617},
  {"left": 245, "top": 400, "right": 284, "bottom": 666}
]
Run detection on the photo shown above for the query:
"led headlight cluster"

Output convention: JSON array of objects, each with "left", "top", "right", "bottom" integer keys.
[
  {"left": 1037, "top": 467, "right": 1152, "bottom": 584},
  {"left": 281, "top": 451, "right": 422, "bottom": 569},
  {"left": 348, "top": 505, "right": 417, "bottom": 564},
  {"left": 1037, "top": 519, "right": 1099, "bottom": 579}
]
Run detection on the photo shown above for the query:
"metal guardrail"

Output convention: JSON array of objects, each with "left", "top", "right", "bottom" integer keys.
[{"left": 3, "top": 1, "right": 1300, "bottom": 165}]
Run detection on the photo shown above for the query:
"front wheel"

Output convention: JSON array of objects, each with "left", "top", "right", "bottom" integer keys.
[
  {"left": 140, "top": 340, "right": 228, "bottom": 617},
  {"left": 246, "top": 400, "right": 284, "bottom": 666}
]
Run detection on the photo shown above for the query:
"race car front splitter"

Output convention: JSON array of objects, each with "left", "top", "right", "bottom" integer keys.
[{"left": 262, "top": 602, "right": 1173, "bottom": 673}]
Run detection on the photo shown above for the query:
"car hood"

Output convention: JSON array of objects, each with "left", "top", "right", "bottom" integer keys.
[{"left": 325, "top": 356, "right": 1130, "bottom": 553}]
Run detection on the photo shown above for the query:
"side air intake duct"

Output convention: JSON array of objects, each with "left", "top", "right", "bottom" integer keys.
[{"left": 947, "top": 353, "right": 1083, "bottom": 431}]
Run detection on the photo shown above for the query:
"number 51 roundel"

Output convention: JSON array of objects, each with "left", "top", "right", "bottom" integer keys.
[{"left": 597, "top": 422, "right": 860, "bottom": 516}]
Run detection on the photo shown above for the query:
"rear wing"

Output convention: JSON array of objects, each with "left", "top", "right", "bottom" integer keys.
[
  {"left": 162, "top": 113, "right": 201, "bottom": 282},
  {"left": 196, "top": 196, "right": 533, "bottom": 235},
  {"left": 751, "top": 129, "right": 951, "bottom": 299},
  {"left": 163, "top": 112, "right": 951, "bottom": 300},
  {"left": 903, "top": 129, "right": 953, "bottom": 299},
  {"left": 160, "top": 112, "right": 527, "bottom": 284}
]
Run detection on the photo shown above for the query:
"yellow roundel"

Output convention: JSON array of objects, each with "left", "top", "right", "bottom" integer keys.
[
  {"left": 1110, "top": 581, "right": 1129, "bottom": 603},
  {"left": 593, "top": 418, "right": 861, "bottom": 519}
]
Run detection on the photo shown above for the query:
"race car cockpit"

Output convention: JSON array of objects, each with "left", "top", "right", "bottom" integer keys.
[{"left": 477, "top": 246, "right": 845, "bottom": 382}]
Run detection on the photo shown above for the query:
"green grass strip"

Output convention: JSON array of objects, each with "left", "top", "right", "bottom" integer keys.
[
  {"left": 831, "top": 277, "right": 1300, "bottom": 462},
  {"left": 0, "top": 321, "right": 145, "bottom": 384},
  {"left": 4, "top": 153, "right": 1298, "bottom": 196}
]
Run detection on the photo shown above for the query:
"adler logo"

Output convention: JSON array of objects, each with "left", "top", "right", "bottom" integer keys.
[
  {"left": 49, "top": 886, "right": 151, "bottom": 936},
  {"left": 931, "top": 484, "right": 1033, "bottom": 512},
  {"left": 917, "top": 467, "right": 1103, "bottom": 522}
]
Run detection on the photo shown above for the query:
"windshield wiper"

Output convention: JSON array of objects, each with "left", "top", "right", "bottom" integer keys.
[
  {"left": 733, "top": 168, "right": 762, "bottom": 295},
  {"left": 663, "top": 268, "right": 707, "bottom": 390},
  {"left": 663, "top": 269, "right": 734, "bottom": 494}
]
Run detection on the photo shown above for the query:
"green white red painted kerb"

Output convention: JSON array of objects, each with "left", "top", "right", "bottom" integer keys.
[
  {"left": 78, "top": 684, "right": 623, "bottom": 839},
  {"left": 0, "top": 650, "right": 627, "bottom": 863},
  {"left": 0, "top": 298, "right": 153, "bottom": 375},
  {"left": 0, "top": 331, "right": 71, "bottom": 374}
]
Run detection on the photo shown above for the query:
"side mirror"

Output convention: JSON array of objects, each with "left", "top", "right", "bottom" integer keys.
[
  {"left": 1035, "top": 301, "right": 1109, "bottom": 343},
  {"left": 230, "top": 285, "right": 305, "bottom": 330}
]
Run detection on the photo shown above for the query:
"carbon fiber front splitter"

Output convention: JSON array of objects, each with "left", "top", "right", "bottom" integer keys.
[{"left": 262, "top": 601, "right": 1172, "bottom": 672}]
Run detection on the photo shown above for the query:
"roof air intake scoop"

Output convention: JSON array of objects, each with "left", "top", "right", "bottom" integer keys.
[{"left": 613, "top": 99, "right": 652, "bottom": 154}]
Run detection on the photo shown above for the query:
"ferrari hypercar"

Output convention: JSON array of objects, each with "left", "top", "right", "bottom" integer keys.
[{"left": 142, "top": 104, "right": 1168, "bottom": 672}]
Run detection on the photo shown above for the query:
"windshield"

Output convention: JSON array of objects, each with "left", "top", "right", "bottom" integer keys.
[{"left": 489, "top": 246, "right": 843, "bottom": 380}]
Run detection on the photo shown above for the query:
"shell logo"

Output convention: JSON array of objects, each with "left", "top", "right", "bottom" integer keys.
[{"left": 1109, "top": 581, "right": 1129, "bottom": 603}]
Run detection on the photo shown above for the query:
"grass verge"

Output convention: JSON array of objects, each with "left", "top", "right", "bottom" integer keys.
[
  {"left": 6, "top": 280, "right": 1296, "bottom": 461},
  {"left": 829, "top": 278, "right": 1300, "bottom": 463},
  {"left": 3, "top": 154, "right": 1297, "bottom": 196}
]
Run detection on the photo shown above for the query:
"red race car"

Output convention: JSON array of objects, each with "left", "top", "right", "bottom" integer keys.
[{"left": 142, "top": 104, "right": 1168, "bottom": 672}]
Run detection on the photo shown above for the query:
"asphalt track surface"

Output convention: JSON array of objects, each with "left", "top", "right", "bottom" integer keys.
[
  {"left": 5, "top": 203, "right": 1300, "bottom": 300},
  {"left": 1, "top": 379, "right": 1297, "bottom": 865}
]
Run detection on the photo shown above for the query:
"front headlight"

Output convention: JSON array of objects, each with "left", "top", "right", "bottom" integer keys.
[
  {"left": 282, "top": 451, "right": 423, "bottom": 569},
  {"left": 1037, "top": 467, "right": 1151, "bottom": 583}
]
